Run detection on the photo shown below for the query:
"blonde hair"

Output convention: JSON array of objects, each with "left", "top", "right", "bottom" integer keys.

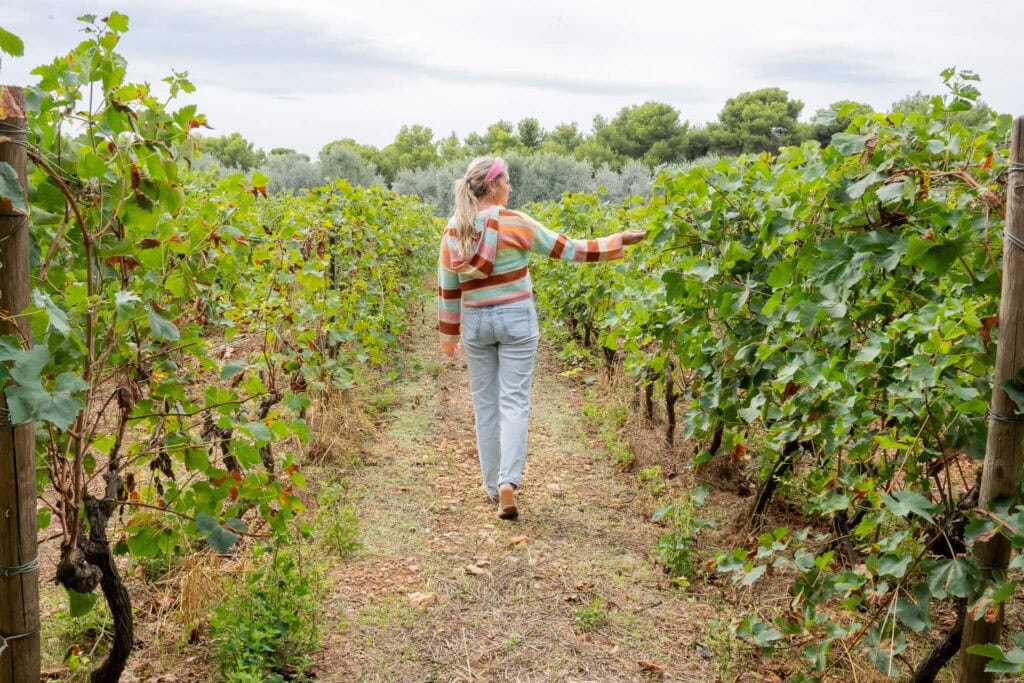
[{"left": 451, "top": 156, "right": 504, "bottom": 258}]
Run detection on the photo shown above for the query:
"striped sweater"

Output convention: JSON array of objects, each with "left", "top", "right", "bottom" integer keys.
[{"left": 438, "top": 206, "right": 626, "bottom": 354}]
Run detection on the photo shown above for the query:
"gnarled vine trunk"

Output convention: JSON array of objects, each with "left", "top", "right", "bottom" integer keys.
[{"left": 56, "top": 467, "right": 133, "bottom": 683}]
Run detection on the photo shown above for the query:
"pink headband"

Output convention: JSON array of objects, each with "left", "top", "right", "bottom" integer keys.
[{"left": 484, "top": 157, "right": 505, "bottom": 183}]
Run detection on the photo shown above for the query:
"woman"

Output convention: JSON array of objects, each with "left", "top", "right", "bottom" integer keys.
[{"left": 438, "top": 156, "right": 645, "bottom": 519}]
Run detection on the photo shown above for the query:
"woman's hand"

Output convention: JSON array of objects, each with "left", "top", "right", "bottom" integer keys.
[
  {"left": 443, "top": 342, "right": 462, "bottom": 359},
  {"left": 622, "top": 229, "right": 647, "bottom": 246}
]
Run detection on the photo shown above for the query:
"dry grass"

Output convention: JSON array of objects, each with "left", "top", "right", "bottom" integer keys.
[{"left": 302, "top": 388, "right": 376, "bottom": 466}]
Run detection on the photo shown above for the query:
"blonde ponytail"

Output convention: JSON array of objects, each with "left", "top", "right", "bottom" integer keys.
[{"left": 451, "top": 156, "right": 503, "bottom": 258}]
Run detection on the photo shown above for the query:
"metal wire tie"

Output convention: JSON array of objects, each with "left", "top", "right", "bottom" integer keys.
[
  {"left": 986, "top": 408, "right": 1024, "bottom": 424},
  {"left": 0, "top": 626, "right": 41, "bottom": 656},
  {"left": 1, "top": 549, "right": 40, "bottom": 577}
]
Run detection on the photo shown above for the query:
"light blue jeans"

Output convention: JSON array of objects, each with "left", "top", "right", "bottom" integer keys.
[{"left": 461, "top": 297, "right": 539, "bottom": 498}]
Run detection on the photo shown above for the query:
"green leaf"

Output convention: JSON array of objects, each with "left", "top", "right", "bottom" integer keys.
[
  {"left": 874, "top": 433, "right": 911, "bottom": 451},
  {"left": 877, "top": 553, "right": 912, "bottom": 578},
  {"left": 0, "top": 27, "right": 24, "bottom": 57},
  {"left": 76, "top": 152, "right": 108, "bottom": 180},
  {"left": 803, "top": 641, "right": 828, "bottom": 672},
  {"left": 918, "top": 244, "right": 961, "bottom": 274},
  {"left": 875, "top": 180, "right": 907, "bottom": 203},
  {"left": 184, "top": 448, "right": 209, "bottom": 470},
  {"left": 845, "top": 172, "right": 884, "bottom": 201},
  {"left": 767, "top": 260, "right": 795, "bottom": 288},
  {"left": 967, "top": 644, "right": 1006, "bottom": 661},
  {"left": 284, "top": 391, "right": 311, "bottom": 412},
  {"left": 854, "top": 335, "right": 883, "bottom": 363},
  {"left": 894, "top": 583, "right": 931, "bottom": 631},
  {"left": 0, "top": 161, "right": 27, "bottom": 215},
  {"left": 686, "top": 260, "right": 718, "bottom": 282},
  {"left": 115, "top": 290, "right": 141, "bottom": 316},
  {"left": 0, "top": 343, "right": 47, "bottom": 383},
  {"left": 147, "top": 306, "right": 180, "bottom": 341},
  {"left": 66, "top": 588, "right": 98, "bottom": 617},
  {"left": 241, "top": 421, "right": 272, "bottom": 443},
  {"left": 221, "top": 359, "right": 247, "bottom": 380},
  {"left": 126, "top": 526, "right": 159, "bottom": 556},
  {"left": 926, "top": 558, "right": 979, "bottom": 598},
  {"left": 741, "top": 564, "right": 767, "bottom": 586},
  {"left": 831, "top": 133, "right": 870, "bottom": 155},
  {"left": 104, "top": 12, "right": 130, "bottom": 32},
  {"left": 1, "top": 345, "right": 87, "bottom": 430},
  {"left": 195, "top": 512, "right": 241, "bottom": 553},
  {"left": 31, "top": 290, "right": 70, "bottom": 336},
  {"left": 662, "top": 271, "right": 686, "bottom": 301},
  {"left": 882, "top": 490, "right": 939, "bottom": 524},
  {"left": 1000, "top": 378, "right": 1024, "bottom": 415}
]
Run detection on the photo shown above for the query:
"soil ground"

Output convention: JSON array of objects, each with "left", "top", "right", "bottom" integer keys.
[{"left": 302, "top": 306, "right": 721, "bottom": 681}]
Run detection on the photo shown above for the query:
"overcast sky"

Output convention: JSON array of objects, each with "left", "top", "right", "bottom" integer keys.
[{"left": 3, "top": 0, "right": 1021, "bottom": 157}]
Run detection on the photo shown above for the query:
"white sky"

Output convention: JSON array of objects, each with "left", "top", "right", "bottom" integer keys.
[{"left": 3, "top": 0, "right": 1022, "bottom": 157}]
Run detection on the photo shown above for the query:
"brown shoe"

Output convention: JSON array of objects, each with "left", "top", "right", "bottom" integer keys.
[{"left": 497, "top": 484, "right": 518, "bottom": 520}]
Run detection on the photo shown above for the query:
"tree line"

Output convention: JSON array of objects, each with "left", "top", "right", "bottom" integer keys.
[{"left": 194, "top": 85, "right": 998, "bottom": 206}]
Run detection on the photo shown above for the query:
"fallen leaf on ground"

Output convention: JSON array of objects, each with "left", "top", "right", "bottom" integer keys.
[
  {"left": 508, "top": 535, "right": 529, "bottom": 546},
  {"left": 636, "top": 659, "right": 664, "bottom": 676},
  {"left": 408, "top": 591, "right": 438, "bottom": 607},
  {"left": 464, "top": 564, "right": 486, "bottom": 575}
]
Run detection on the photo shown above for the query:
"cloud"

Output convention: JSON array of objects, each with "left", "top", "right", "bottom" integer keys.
[
  {"left": 85, "top": 2, "right": 708, "bottom": 102},
  {"left": 750, "top": 49, "right": 918, "bottom": 87}
]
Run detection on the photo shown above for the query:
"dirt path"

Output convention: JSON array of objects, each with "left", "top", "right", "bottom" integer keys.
[{"left": 310, "top": 303, "right": 714, "bottom": 682}]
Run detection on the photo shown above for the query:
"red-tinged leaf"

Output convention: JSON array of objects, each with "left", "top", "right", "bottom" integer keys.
[
  {"left": 139, "top": 237, "right": 162, "bottom": 248},
  {"left": 980, "top": 314, "right": 998, "bottom": 345},
  {"left": 228, "top": 485, "right": 238, "bottom": 501},
  {"left": 230, "top": 470, "right": 242, "bottom": 483},
  {"left": 106, "top": 255, "right": 141, "bottom": 271},
  {"left": 211, "top": 475, "right": 227, "bottom": 486},
  {"left": 284, "top": 463, "right": 299, "bottom": 475},
  {"left": 922, "top": 230, "right": 934, "bottom": 240},
  {"left": 188, "top": 119, "right": 213, "bottom": 130},
  {"left": 130, "top": 162, "right": 140, "bottom": 190},
  {"left": 983, "top": 152, "right": 993, "bottom": 169},
  {"left": 231, "top": 235, "right": 249, "bottom": 245}
]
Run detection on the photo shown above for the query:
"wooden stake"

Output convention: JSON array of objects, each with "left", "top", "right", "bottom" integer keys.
[
  {"left": 958, "top": 116, "right": 1024, "bottom": 680},
  {"left": 0, "top": 85, "right": 40, "bottom": 683}
]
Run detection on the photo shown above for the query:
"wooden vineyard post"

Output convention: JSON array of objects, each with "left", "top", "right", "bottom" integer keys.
[
  {"left": 958, "top": 116, "right": 1024, "bottom": 680},
  {"left": 0, "top": 85, "right": 40, "bottom": 683}
]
